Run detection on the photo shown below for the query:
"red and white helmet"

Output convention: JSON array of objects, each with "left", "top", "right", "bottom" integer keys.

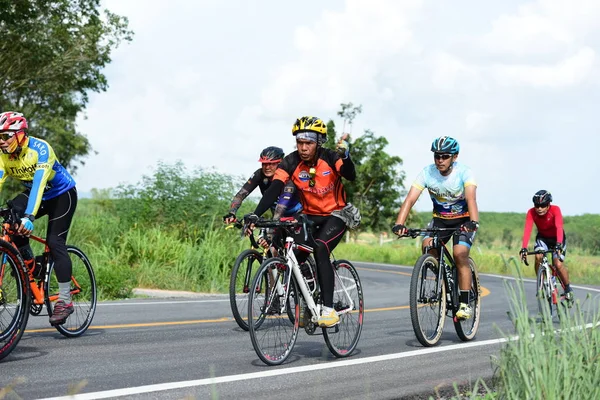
[{"left": 0, "top": 111, "right": 28, "bottom": 132}]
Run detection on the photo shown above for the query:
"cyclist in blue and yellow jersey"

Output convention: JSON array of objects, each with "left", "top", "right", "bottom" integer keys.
[
  {"left": 392, "top": 136, "right": 479, "bottom": 320},
  {"left": 0, "top": 111, "right": 78, "bottom": 325}
]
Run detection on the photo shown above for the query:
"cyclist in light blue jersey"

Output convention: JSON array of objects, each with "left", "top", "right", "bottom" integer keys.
[{"left": 392, "top": 136, "right": 480, "bottom": 320}]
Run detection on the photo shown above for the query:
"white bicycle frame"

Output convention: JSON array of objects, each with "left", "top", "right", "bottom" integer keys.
[
  {"left": 539, "top": 254, "right": 560, "bottom": 304},
  {"left": 269, "top": 234, "right": 356, "bottom": 323}
]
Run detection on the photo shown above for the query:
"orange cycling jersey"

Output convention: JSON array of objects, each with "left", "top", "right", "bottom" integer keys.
[{"left": 273, "top": 149, "right": 349, "bottom": 216}]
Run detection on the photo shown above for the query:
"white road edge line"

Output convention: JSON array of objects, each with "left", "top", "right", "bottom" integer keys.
[
  {"left": 41, "top": 322, "right": 599, "bottom": 400},
  {"left": 358, "top": 261, "right": 600, "bottom": 293}
]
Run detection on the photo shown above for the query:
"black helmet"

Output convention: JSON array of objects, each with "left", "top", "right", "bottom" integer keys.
[
  {"left": 532, "top": 190, "right": 552, "bottom": 206},
  {"left": 258, "top": 146, "right": 284, "bottom": 163}
]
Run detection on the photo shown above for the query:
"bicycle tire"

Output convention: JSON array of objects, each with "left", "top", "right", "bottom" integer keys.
[
  {"left": 409, "top": 254, "right": 446, "bottom": 347},
  {"left": 45, "top": 245, "right": 97, "bottom": 337},
  {"left": 453, "top": 258, "right": 481, "bottom": 341},
  {"left": 536, "top": 265, "right": 554, "bottom": 319},
  {"left": 248, "top": 257, "right": 299, "bottom": 366},
  {"left": 229, "top": 249, "right": 264, "bottom": 331},
  {"left": 323, "top": 259, "right": 364, "bottom": 358},
  {"left": 0, "top": 239, "right": 30, "bottom": 361}
]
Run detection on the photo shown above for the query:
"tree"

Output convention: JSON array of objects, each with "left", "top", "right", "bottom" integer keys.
[
  {"left": 337, "top": 102, "right": 363, "bottom": 135},
  {"left": 327, "top": 103, "right": 406, "bottom": 235},
  {"left": 0, "top": 0, "right": 133, "bottom": 173},
  {"left": 346, "top": 130, "right": 406, "bottom": 234}
]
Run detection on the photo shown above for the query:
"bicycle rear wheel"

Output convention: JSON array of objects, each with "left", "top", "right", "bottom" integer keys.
[
  {"left": 409, "top": 254, "right": 446, "bottom": 347},
  {"left": 536, "top": 266, "right": 554, "bottom": 318},
  {"left": 229, "top": 249, "right": 264, "bottom": 331},
  {"left": 45, "top": 246, "right": 97, "bottom": 337},
  {"left": 323, "top": 259, "right": 363, "bottom": 358},
  {"left": 248, "top": 257, "right": 299, "bottom": 366},
  {"left": 0, "top": 240, "right": 30, "bottom": 361},
  {"left": 454, "top": 258, "right": 481, "bottom": 341}
]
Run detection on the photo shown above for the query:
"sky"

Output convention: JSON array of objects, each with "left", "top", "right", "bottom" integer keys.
[{"left": 76, "top": 0, "right": 600, "bottom": 216}]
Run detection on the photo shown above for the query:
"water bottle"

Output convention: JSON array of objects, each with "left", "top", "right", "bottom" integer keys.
[{"left": 551, "top": 275, "right": 557, "bottom": 288}]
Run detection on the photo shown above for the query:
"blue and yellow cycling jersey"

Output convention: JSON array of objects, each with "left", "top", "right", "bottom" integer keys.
[
  {"left": 412, "top": 162, "right": 476, "bottom": 219},
  {"left": 0, "top": 137, "right": 76, "bottom": 216}
]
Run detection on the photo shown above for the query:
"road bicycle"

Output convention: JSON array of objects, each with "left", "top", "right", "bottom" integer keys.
[
  {"left": 0, "top": 203, "right": 97, "bottom": 361},
  {"left": 228, "top": 219, "right": 315, "bottom": 331},
  {"left": 403, "top": 227, "right": 481, "bottom": 347},
  {"left": 247, "top": 215, "right": 364, "bottom": 366},
  {"left": 522, "top": 249, "right": 572, "bottom": 319}
]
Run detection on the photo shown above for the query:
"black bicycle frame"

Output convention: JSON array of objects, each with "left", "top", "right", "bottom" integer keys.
[{"left": 423, "top": 233, "right": 460, "bottom": 312}]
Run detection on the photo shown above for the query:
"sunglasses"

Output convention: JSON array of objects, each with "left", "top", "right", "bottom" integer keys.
[
  {"left": 434, "top": 153, "right": 453, "bottom": 160},
  {"left": 308, "top": 167, "right": 316, "bottom": 187},
  {"left": 0, "top": 132, "right": 16, "bottom": 141},
  {"left": 534, "top": 204, "right": 549, "bottom": 209}
]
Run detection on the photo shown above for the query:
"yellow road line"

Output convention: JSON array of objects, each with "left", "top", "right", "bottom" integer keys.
[
  {"left": 356, "top": 266, "right": 491, "bottom": 297},
  {"left": 356, "top": 266, "right": 412, "bottom": 277},
  {"left": 25, "top": 267, "right": 491, "bottom": 333}
]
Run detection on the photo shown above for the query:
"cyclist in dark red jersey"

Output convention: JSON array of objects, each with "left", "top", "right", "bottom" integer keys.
[
  {"left": 246, "top": 116, "right": 358, "bottom": 327},
  {"left": 223, "top": 146, "right": 301, "bottom": 225},
  {"left": 520, "top": 190, "right": 574, "bottom": 303}
]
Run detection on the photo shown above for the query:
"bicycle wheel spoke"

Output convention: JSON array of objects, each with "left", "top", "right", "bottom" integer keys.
[
  {"left": 248, "top": 258, "right": 299, "bottom": 366},
  {"left": 0, "top": 243, "right": 30, "bottom": 361},
  {"left": 454, "top": 258, "right": 481, "bottom": 341},
  {"left": 410, "top": 255, "right": 445, "bottom": 347},
  {"left": 536, "top": 266, "right": 554, "bottom": 320},
  {"left": 324, "top": 260, "right": 363, "bottom": 357},
  {"left": 229, "top": 250, "right": 263, "bottom": 331},
  {"left": 46, "top": 246, "right": 96, "bottom": 337}
]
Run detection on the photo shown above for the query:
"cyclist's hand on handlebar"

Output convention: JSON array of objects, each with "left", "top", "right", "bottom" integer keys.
[
  {"left": 519, "top": 247, "right": 529, "bottom": 266},
  {"left": 519, "top": 247, "right": 528, "bottom": 260},
  {"left": 243, "top": 213, "right": 259, "bottom": 234},
  {"left": 554, "top": 242, "right": 563, "bottom": 255},
  {"left": 460, "top": 220, "right": 479, "bottom": 232},
  {"left": 223, "top": 212, "right": 236, "bottom": 224},
  {"left": 18, "top": 217, "right": 34, "bottom": 236},
  {"left": 392, "top": 224, "right": 407, "bottom": 237},
  {"left": 257, "top": 236, "right": 270, "bottom": 249}
]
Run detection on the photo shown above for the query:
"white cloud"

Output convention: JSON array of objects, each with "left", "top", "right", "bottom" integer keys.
[
  {"left": 492, "top": 47, "right": 596, "bottom": 87},
  {"left": 465, "top": 112, "right": 492, "bottom": 132},
  {"left": 73, "top": 0, "right": 600, "bottom": 215}
]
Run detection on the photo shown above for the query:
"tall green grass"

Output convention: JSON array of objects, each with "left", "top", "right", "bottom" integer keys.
[
  {"left": 488, "top": 273, "right": 600, "bottom": 399},
  {"left": 19, "top": 162, "right": 597, "bottom": 300}
]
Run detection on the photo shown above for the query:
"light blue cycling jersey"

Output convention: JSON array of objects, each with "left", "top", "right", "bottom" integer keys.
[{"left": 412, "top": 162, "right": 476, "bottom": 219}]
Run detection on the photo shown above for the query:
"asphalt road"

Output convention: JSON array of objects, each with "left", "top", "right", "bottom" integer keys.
[{"left": 1, "top": 262, "right": 599, "bottom": 400}]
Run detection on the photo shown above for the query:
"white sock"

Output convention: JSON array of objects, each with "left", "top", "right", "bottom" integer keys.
[{"left": 58, "top": 282, "right": 72, "bottom": 303}]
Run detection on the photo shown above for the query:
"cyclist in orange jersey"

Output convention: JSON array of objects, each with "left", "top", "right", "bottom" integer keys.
[{"left": 245, "top": 116, "right": 359, "bottom": 327}]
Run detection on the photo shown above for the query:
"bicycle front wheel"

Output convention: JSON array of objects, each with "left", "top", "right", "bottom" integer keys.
[
  {"left": 248, "top": 257, "right": 299, "bottom": 366},
  {"left": 229, "top": 249, "right": 263, "bottom": 331},
  {"left": 454, "top": 258, "right": 481, "bottom": 341},
  {"left": 536, "top": 265, "right": 554, "bottom": 318},
  {"left": 323, "top": 259, "right": 364, "bottom": 358},
  {"left": 45, "top": 246, "right": 97, "bottom": 337},
  {"left": 0, "top": 240, "right": 30, "bottom": 361},
  {"left": 409, "top": 254, "right": 446, "bottom": 347}
]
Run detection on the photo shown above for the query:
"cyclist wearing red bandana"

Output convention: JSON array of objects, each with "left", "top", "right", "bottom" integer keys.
[
  {"left": 223, "top": 146, "right": 301, "bottom": 225},
  {"left": 0, "top": 111, "right": 77, "bottom": 326},
  {"left": 519, "top": 190, "right": 573, "bottom": 303},
  {"left": 247, "top": 116, "right": 358, "bottom": 328}
]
